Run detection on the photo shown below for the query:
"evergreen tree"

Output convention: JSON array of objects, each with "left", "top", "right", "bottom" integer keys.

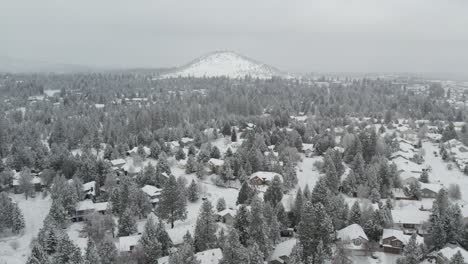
[
  {"left": 168, "top": 241, "right": 200, "bottom": 264},
  {"left": 249, "top": 196, "right": 270, "bottom": 256},
  {"left": 156, "top": 220, "right": 173, "bottom": 255},
  {"left": 188, "top": 179, "right": 199, "bottom": 202},
  {"left": 194, "top": 200, "right": 218, "bottom": 252},
  {"left": 369, "top": 188, "right": 381, "bottom": 204},
  {"left": 117, "top": 208, "right": 137, "bottom": 236},
  {"left": 97, "top": 237, "right": 118, "bottom": 264},
  {"left": 237, "top": 181, "right": 254, "bottom": 205},
  {"left": 188, "top": 145, "right": 197, "bottom": 156},
  {"left": 175, "top": 147, "right": 186, "bottom": 161},
  {"left": 419, "top": 170, "right": 429, "bottom": 183},
  {"left": 397, "top": 234, "right": 421, "bottom": 264},
  {"left": 158, "top": 175, "right": 188, "bottom": 228},
  {"left": 311, "top": 177, "right": 331, "bottom": 207},
  {"left": 52, "top": 234, "right": 83, "bottom": 264},
  {"left": 289, "top": 243, "right": 304, "bottom": 264},
  {"left": 293, "top": 187, "right": 304, "bottom": 226},
  {"left": 156, "top": 152, "right": 171, "bottom": 175},
  {"left": 216, "top": 197, "right": 226, "bottom": 212},
  {"left": 234, "top": 204, "right": 251, "bottom": 246},
  {"left": 27, "top": 241, "right": 49, "bottom": 264},
  {"left": 264, "top": 175, "right": 283, "bottom": 206},
  {"left": 248, "top": 243, "right": 264, "bottom": 264},
  {"left": 332, "top": 241, "right": 352, "bottom": 264},
  {"left": 84, "top": 238, "right": 101, "bottom": 264},
  {"left": 219, "top": 229, "right": 249, "bottom": 264},
  {"left": 11, "top": 202, "right": 25, "bottom": 233},
  {"left": 231, "top": 128, "right": 237, "bottom": 142},
  {"left": 298, "top": 201, "right": 334, "bottom": 262},
  {"left": 48, "top": 199, "right": 67, "bottom": 227},
  {"left": 139, "top": 218, "right": 162, "bottom": 264},
  {"left": 19, "top": 168, "right": 35, "bottom": 199},
  {"left": 186, "top": 155, "right": 197, "bottom": 174},
  {"left": 210, "top": 146, "right": 221, "bottom": 159},
  {"left": 450, "top": 251, "right": 465, "bottom": 264}
]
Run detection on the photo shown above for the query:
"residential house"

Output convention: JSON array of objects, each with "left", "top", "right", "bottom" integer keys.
[
  {"left": 336, "top": 224, "right": 369, "bottom": 252},
  {"left": 381, "top": 229, "right": 424, "bottom": 254},
  {"left": 158, "top": 248, "right": 223, "bottom": 264},
  {"left": 432, "top": 245, "right": 468, "bottom": 264},
  {"left": 116, "top": 235, "right": 141, "bottom": 255},
  {"left": 71, "top": 200, "right": 109, "bottom": 222},
  {"left": 249, "top": 171, "right": 283, "bottom": 186},
  {"left": 215, "top": 209, "right": 236, "bottom": 225},
  {"left": 420, "top": 183, "right": 443, "bottom": 198},
  {"left": 391, "top": 209, "right": 430, "bottom": 234},
  {"left": 83, "top": 181, "right": 96, "bottom": 200},
  {"left": 110, "top": 158, "right": 126, "bottom": 170},
  {"left": 392, "top": 188, "right": 417, "bottom": 201},
  {"left": 208, "top": 158, "right": 224, "bottom": 174},
  {"left": 141, "top": 184, "right": 162, "bottom": 207}
]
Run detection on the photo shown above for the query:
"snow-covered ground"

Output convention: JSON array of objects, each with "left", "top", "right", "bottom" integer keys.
[{"left": 0, "top": 195, "right": 51, "bottom": 264}]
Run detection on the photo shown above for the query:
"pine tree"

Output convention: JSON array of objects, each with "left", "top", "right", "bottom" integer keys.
[
  {"left": 234, "top": 204, "right": 251, "bottom": 246},
  {"left": 248, "top": 242, "right": 264, "bottom": 264},
  {"left": 84, "top": 238, "right": 101, "bottom": 264},
  {"left": 156, "top": 152, "right": 171, "bottom": 175},
  {"left": 231, "top": 128, "right": 237, "bottom": 142},
  {"left": 216, "top": 197, "right": 226, "bottom": 212},
  {"left": 276, "top": 202, "right": 289, "bottom": 229},
  {"left": 219, "top": 229, "right": 249, "bottom": 264},
  {"left": 156, "top": 220, "right": 173, "bottom": 255},
  {"left": 97, "top": 237, "right": 118, "bottom": 264},
  {"left": 237, "top": 181, "right": 254, "bottom": 205},
  {"left": 188, "top": 180, "right": 199, "bottom": 202},
  {"left": 19, "top": 168, "right": 35, "bottom": 199},
  {"left": 52, "top": 234, "right": 83, "bottom": 264},
  {"left": 194, "top": 200, "right": 218, "bottom": 252},
  {"left": 369, "top": 188, "right": 381, "bottom": 203},
  {"left": 298, "top": 201, "right": 334, "bottom": 262},
  {"left": 168, "top": 241, "right": 200, "bottom": 264},
  {"left": 348, "top": 201, "right": 362, "bottom": 225},
  {"left": 48, "top": 199, "right": 67, "bottom": 227},
  {"left": 293, "top": 187, "right": 304, "bottom": 226},
  {"left": 450, "top": 251, "right": 465, "bottom": 264},
  {"left": 210, "top": 146, "right": 221, "bottom": 159},
  {"left": 418, "top": 170, "right": 429, "bottom": 184},
  {"left": 311, "top": 177, "right": 331, "bottom": 207},
  {"left": 11, "top": 202, "right": 25, "bottom": 233},
  {"left": 399, "top": 234, "right": 421, "bottom": 264},
  {"left": 175, "top": 147, "right": 186, "bottom": 161},
  {"left": 118, "top": 208, "right": 137, "bottom": 236},
  {"left": 158, "top": 175, "right": 188, "bottom": 228},
  {"left": 289, "top": 243, "right": 304, "bottom": 264},
  {"left": 139, "top": 218, "right": 162, "bottom": 264},
  {"left": 249, "top": 196, "right": 270, "bottom": 256},
  {"left": 264, "top": 175, "right": 283, "bottom": 206},
  {"left": 186, "top": 155, "right": 197, "bottom": 173},
  {"left": 27, "top": 241, "right": 49, "bottom": 264}
]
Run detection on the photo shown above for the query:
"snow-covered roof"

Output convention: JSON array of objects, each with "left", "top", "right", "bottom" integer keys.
[
  {"left": 216, "top": 209, "right": 236, "bottom": 217},
  {"left": 249, "top": 171, "right": 283, "bottom": 182},
  {"left": 269, "top": 238, "right": 297, "bottom": 263},
  {"left": 337, "top": 224, "right": 368, "bottom": 242},
  {"left": 382, "top": 229, "right": 424, "bottom": 245},
  {"left": 195, "top": 248, "right": 223, "bottom": 264},
  {"left": 83, "top": 181, "right": 95, "bottom": 192},
  {"left": 157, "top": 248, "right": 222, "bottom": 264},
  {"left": 391, "top": 209, "right": 430, "bottom": 225},
  {"left": 111, "top": 158, "right": 126, "bottom": 166},
  {"left": 127, "top": 146, "right": 151, "bottom": 156},
  {"left": 420, "top": 183, "right": 443, "bottom": 193},
  {"left": 117, "top": 235, "right": 141, "bottom": 252},
  {"left": 141, "top": 185, "right": 162, "bottom": 197},
  {"left": 208, "top": 158, "right": 224, "bottom": 167},
  {"left": 93, "top": 202, "right": 109, "bottom": 212},
  {"left": 438, "top": 245, "right": 468, "bottom": 261},
  {"left": 181, "top": 137, "right": 194, "bottom": 144},
  {"left": 76, "top": 200, "right": 95, "bottom": 211},
  {"left": 302, "top": 143, "right": 314, "bottom": 151}
]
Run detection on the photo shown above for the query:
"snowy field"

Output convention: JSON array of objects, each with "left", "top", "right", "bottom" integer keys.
[{"left": 0, "top": 195, "right": 51, "bottom": 264}]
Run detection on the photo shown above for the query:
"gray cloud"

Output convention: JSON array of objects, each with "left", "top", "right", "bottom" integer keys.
[{"left": 1, "top": 0, "right": 467, "bottom": 74}]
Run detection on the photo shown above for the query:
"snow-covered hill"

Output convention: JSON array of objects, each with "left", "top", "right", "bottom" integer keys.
[{"left": 161, "top": 51, "right": 288, "bottom": 79}]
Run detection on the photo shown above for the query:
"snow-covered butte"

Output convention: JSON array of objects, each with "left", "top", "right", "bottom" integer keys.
[{"left": 160, "top": 51, "right": 288, "bottom": 79}]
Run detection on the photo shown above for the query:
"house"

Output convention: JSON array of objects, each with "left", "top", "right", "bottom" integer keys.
[
  {"left": 83, "top": 181, "right": 96, "bottom": 200},
  {"left": 269, "top": 238, "right": 297, "bottom": 264},
  {"left": 392, "top": 209, "right": 430, "bottom": 234},
  {"left": 208, "top": 158, "right": 224, "bottom": 173},
  {"left": 392, "top": 188, "right": 417, "bottom": 200},
  {"left": 420, "top": 183, "right": 443, "bottom": 198},
  {"left": 126, "top": 146, "right": 151, "bottom": 157},
  {"left": 158, "top": 248, "right": 223, "bottom": 264},
  {"left": 249, "top": 171, "right": 283, "bottom": 186},
  {"left": 110, "top": 158, "right": 126, "bottom": 169},
  {"left": 381, "top": 229, "right": 424, "bottom": 254},
  {"left": 12, "top": 173, "right": 45, "bottom": 193},
  {"left": 116, "top": 235, "right": 141, "bottom": 254},
  {"left": 433, "top": 245, "right": 468, "bottom": 263},
  {"left": 141, "top": 184, "right": 162, "bottom": 207},
  {"left": 336, "top": 224, "right": 369, "bottom": 251},
  {"left": 302, "top": 143, "right": 314, "bottom": 157},
  {"left": 71, "top": 200, "right": 109, "bottom": 222},
  {"left": 215, "top": 209, "right": 236, "bottom": 225}
]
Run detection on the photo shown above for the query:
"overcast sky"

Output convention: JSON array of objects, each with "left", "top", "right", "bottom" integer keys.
[{"left": 1, "top": 0, "right": 468, "bottom": 74}]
